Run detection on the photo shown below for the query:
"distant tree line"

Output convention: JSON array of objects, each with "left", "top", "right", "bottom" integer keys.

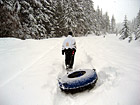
[{"left": 0, "top": 0, "right": 116, "bottom": 39}]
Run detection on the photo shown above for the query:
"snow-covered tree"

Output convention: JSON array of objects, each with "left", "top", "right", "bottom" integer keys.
[
  {"left": 119, "top": 15, "right": 132, "bottom": 42},
  {"left": 51, "top": 0, "right": 96, "bottom": 36},
  {"left": 103, "top": 12, "right": 110, "bottom": 33},
  {"left": 51, "top": 0, "right": 80, "bottom": 37},
  {"left": 0, "top": 0, "right": 22, "bottom": 38},
  {"left": 110, "top": 15, "right": 116, "bottom": 34},
  {"left": 135, "top": 25, "right": 140, "bottom": 40},
  {"left": 81, "top": 0, "right": 96, "bottom": 35},
  {"left": 134, "top": 10, "right": 140, "bottom": 40},
  {"left": 73, "top": 0, "right": 86, "bottom": 36},
  {"left": 95, "top": 6, "right": 103, "bottom": 35},
  {"left": 19, "top": 0, "right": 52, "bottom": 39},
  {"left": 94, "top": 7, "right": 112, "bottom": 36}
]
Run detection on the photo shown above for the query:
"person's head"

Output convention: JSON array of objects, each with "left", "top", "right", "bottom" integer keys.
[{"left": 68, "top": 32, "right": 73, "bottom": 36}]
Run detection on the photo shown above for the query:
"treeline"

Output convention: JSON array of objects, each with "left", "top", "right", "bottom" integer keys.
[{"left": 0, "top": 0, "right": 116, "bottom": 39}]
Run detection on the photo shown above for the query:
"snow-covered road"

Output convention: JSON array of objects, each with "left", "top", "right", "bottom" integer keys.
[{"left": 0, "top": 34, "right": 140, "bottom": 105}]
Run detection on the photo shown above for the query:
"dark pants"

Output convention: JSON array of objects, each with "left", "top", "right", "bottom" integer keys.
[{"left": 65, "top": 49, "right": 75, "bottom": 68}]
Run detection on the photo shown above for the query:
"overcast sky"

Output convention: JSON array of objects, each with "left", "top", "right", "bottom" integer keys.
[{"left": 93, "top": 0, "right": 140, "bottom": 23}]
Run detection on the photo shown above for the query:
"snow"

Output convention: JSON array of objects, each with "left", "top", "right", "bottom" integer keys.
[
  {"left": 34, "top": 0, "right": 42, "bottom": 7},
  {"left": 0, "top": 34, "right": 140, "bottom": 105}
]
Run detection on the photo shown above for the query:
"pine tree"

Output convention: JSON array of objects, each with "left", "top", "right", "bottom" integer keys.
[
  {"left": 65, "top": 0, "right": 80, "bottom": 34},
  {"left": 119, "top": 15, "right": 132, "bottom": 42},
  {"left": 94, "top": 7, "right": 112, "bottom": 35},
  {"left": 95, "top": 6, "right": 103, "bottom": 35},
  {"left": 110, "top": 15, "right": 116, "bottom": 34},
  {"left": 0, "top": 0, "right": 21, "bottom": 38},
  {"left": 135, "top": 10, "right": 140, "bottom": 40},
  {"left": 82, "top": 0, "right": 95, "bottom": 35},
  {"left": 51, "top": 0, "right": 65, "bottom": 37},
  {"left": 103, "top": 12, "right": 110, "bottom": 33},
  {"left": 19, "top": 0, "right": 51, "bottom": 39}
]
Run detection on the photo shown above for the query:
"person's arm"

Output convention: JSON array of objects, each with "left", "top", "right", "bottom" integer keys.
[
  {"left": 72, "top": 39, "right": 76, "bottom": 55},
  {"left": 73, "top": 39, "right": 76, "bottom": 50},
  {"left": 62, "top": 41, "right": 65, "bottom": 55},
  {"left": 62, "top": 49, "right": 65, "bottom": 55}
]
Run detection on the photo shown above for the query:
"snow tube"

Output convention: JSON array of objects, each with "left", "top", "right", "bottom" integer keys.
[{"left": 58, "top": 69, "right": 98, "bottom": 93}]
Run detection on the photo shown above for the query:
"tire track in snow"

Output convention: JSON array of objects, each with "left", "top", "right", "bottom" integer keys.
[
  {"left": 74, "top": 37, "right": 95, "bottom": 70},
  {"left": 0, "top": 42, "right": 60, "bottom": 88}
]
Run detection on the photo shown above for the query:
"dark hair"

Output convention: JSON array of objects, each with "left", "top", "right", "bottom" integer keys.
[{"left": 68, "top": 32, "right": 73, "bottom": 35}]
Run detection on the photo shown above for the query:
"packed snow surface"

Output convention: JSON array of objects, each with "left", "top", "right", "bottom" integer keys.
[{"left": 0, "top": 34, "right": 140, "bottom": 105}]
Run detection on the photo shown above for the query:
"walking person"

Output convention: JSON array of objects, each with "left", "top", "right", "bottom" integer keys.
[{"left": 62, "top": 32, "right": 76, "bottom": 70}]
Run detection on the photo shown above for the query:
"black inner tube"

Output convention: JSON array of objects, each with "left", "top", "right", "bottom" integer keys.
[{"left": 68, "top": 71, "right": 86, "bottom": 78}]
